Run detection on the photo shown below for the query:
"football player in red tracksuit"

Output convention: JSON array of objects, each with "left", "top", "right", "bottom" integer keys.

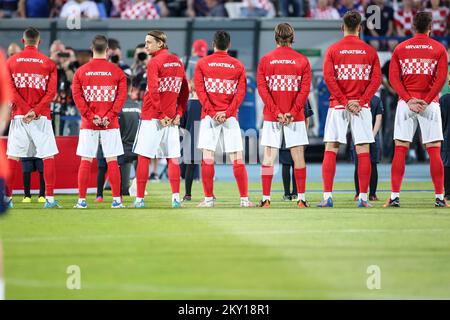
[
  {"left": 257, "top": 23, "right": 311, "bottom": 208},
  {"left": 318, "top": 11, "right": 382, "bottom": 208},
  {"left": 386, "top": 12, "right": 449, "bottom": 208},
  {"left": 5, "top": 27, "right": 60, "bottom": 209},
  {"left": 194, "top": 30, "right": 254, "bottom": 208},
  {"left": 132, "top": 30, "right": 189, "bottom": 208},
  {"left": 72, "top": 35, "right": 127, "bottom": 209}
]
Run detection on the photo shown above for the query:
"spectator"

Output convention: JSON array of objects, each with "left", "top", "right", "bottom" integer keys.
[
  {"left": 0, "top": 0, "right": 21, "bottom": 17},
  {"left": 7, "top": 42, "right": 21, "bottom": 57},
  {"left": 279, "top": 0, "right": 303, "bottom": 17},
  {"left": 380, "top": 58, "right": 396, "bottom": 160},
  {"left": 60, "top": 0, "right": 100, "bottom": 19},
  {"left": 394, "top": 0, "right": 416, "bottom": 37},
  {"left": 186, "top": 0, "right": 227, "bottom": 17},
  {"left": 364, "top": 0, "right": 395, "bottom": 51},
  {"left": 240, "top": 0, "right": 273, "bottom": 17},
  {"left": 337, "top": 0, "right": 364, "bottom": 17},
  {"left": 131, "top": 43, "right": 149, "bottom": 101},
  {"left": 18, "top": 0, "right": 50, "bottom": 17},
  {"left": 425, "top": 0, "right": 450, "bottom": 37},
  {"left": 120, "top": 0, "right": 161, "bottom": 20},
  {"left": 311, "top": 0, "right": 340, "bottom": 19},
  {"left": 107, "top": 38, "right": 132, "bottom": 76}
]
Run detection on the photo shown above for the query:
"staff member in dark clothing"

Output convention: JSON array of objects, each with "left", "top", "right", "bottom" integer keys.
[
  {"left": 119, "top": 78, "right": 141, "bottom": 196},
  {"left": 20, "top": 157, "right": 46, "bottom": 203},
  {"left": 280, "top": 101, "right": 314, "bottom": 201},
  {"left": 350, "top": 95, "right": 384, "bottom": 201},
  {"left": 440, "top": 93, "right": 450, "bottom": 199}
]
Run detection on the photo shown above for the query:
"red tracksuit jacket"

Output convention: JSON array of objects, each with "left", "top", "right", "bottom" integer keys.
[
  {"left": 6, "top": 45, "right": 57, "bottom": 120},
  {"left": 389, "top": 33, "right": 448, "bottom": 104},
  {"left": 141, "top": 49, "right": 189, "bottom": 120},
  {"left": 257, "top": 46, "right": 311, "bottom": 122},
  {"left": 323, "top": 35, "right": 382, "bottom": 109},
  {"left": 194, "top": 51, "right": 246, "bottom": 119},
  {"left": 72, "top": 58, "right": 127, "bottom": 130}
]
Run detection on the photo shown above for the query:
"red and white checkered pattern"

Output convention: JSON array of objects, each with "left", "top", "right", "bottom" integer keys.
[
  {"left": 265, "top": 75, "right": 302, "bottom": 92},
  {"left": 82, "top": 86, "right": 117, "bottom": 102},
  {"left": 334, "top": 64, "right": 372, "bottom": 80},
  {"left": 158, "top": 77, "right": 182, "bottom": 93},
  {"left": 394, "top": 9, "right": 415, "bottom": 36},
  {"left": 399, "top": 58, "right": 438, "bottom": 76},
  {"left": 425, "top": 7, "right": 449, "bottom": 36},
  {"left": 204, "top": 78, "right": 238, "bottom": 95},
  {"left": 120, "top": 0, "right": 159, "bottom": 20},
  {"left": 12, "top": 73, "right": 48, "bottom": 90}
]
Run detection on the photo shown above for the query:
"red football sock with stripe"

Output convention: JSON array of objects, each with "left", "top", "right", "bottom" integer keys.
[
  {"left": 357, "top": 153, "right": 371, "bottom": 194},
  {"left": 5, "top": 158, "right": 19, "bottom": 197},
  {"left": 136, "top": 155, "right": 150, "bottom": 199},
  {"left": 167, "top": 158, "right": 181, "bottom": 194},
  {"left": 201, "top": 159, "right": 214, "bottom": 197},
  {"left": 233, "top": 160, "right": 248, "bottom": 198},
  {"left": 294, "top": 167, "right": 306, "bottom": 195},
  {"left": 391, "top": 146, "right": 408, "bottom": 193},
  {"left": 322, "top": 151, "right": 337, "bottom": 192},
  {"left": 78, "top": 160, "right": 92, "bottom": 199},
  {"left": 43, "top": 158, "right": 56, "bottom": 198},
  {"left": 107, "top": 160, "right": 121, "bottom": 198},
  {"left": 261, "top": 165, "right": 274, "bottom": 198},
  {"left": 427, "top": 146, "right": 444, "bottom": 195}
]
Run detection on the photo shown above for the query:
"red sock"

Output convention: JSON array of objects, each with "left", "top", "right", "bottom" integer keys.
[
  {"left": 107, "top": 160, "right": 121, "bottom": 198},
  {"left": 261, "top": 165, "right": 274, "bottom": 197},
  {"left": 357, "top": 153, "right": 371, "bottom": 194},
  {"left": 5, "top": 159, "right": 19, "bottom": 197},
  {"left": 294, "top": 167, "right": 306, "bottom": 194},
  {"left": 78, "top": 160, "right": 92, "bottom": 199},
  {"left": 427, "top": 146, "right": 444, "bottom": 195},
  {"left": 167, "top": 158, "right": 180, "bottom": 194},
  {"left": 233, "top": 160, "right": 248, "bottom": 197},
  {"left": 136, "top": 155, "right": 150, "bottom": 199},
  {"left": 201, "top": 159, "right": 214, "bottom": 197},
  {"left": 43, "top": 158, "right": 56, "bottom": 197},
  {"left": 391, "top": 146, "right": 408, "bottom": 193},
  {"left": 322, "top": 151, "right": 337, "bottom": 192}
]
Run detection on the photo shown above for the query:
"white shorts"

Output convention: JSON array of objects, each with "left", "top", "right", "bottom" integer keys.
[
  {"left": 7, "top": 117, "right": 59, "bottom": 158},
  {"left": 394, "top": 100, "right": 443, "bottom": 144},
  {"left": 260, "top": 121, "right": 309, "bottom": 149},
  {"left": 197, "top": 116, "right": 243, "bottom": 153},
  {"left": 76, "top": 129, "right": 124, "bottom": 158},
  {"left": 133, "top": 119, "right": 181, "bottom": 159},
  {"left": 323, "top": 107, "right": 374, "bottom": 145}
]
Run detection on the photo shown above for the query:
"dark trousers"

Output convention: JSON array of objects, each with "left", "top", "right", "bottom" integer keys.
[
  {"left": 23, "top": 171, "right": 45, "bottom": 198},
  {"left": 282, "top": 164, "right": 297, "bottom": 196},
  {"left": 120, "top": 159, "right": 137, "bottom": 196},
  {"left": 184, "top": 163, "right": 199, "bottom": 196},
  {"left": 444, "top": 166, "right": 450, "bottom": 199}
]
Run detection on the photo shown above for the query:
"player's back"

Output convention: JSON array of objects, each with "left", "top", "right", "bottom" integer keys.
[
  {"left": 7, "top": 46, "right": 56, "bottom": 116},
  {"left": 258, "top": 46, "right": 311, "bottom": 118},
  {"left": 325, "top": 35, "right": 378, "bottom": 106},
  {"left": 391, "top": 34, "right": 447, "bottom": 100}
]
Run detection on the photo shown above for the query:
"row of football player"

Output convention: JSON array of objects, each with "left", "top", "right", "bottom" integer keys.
[{"left": 1, "top": 10, "right": 448, "bottom": 210}]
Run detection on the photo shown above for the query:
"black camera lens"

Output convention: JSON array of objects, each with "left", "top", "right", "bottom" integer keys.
[
  {"left": 110, "top": 55, "right": 119, "bottom": 63},
  {"left": 137, "top": 52, "right": 148, "bottom": 61}
]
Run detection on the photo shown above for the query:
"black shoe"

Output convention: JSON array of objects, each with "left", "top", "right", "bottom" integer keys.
[
  {"left": 383, "top": 197, "right": 400, "bottom": 207},
  {"left": 259, "top": 199, "right": 271, "bottom": 208},
  {"left": 183, "top": 195, "right": 192, "bottom": 202},
  {"left": 435, "top": 198, "right": 450, "bottom": 207}
]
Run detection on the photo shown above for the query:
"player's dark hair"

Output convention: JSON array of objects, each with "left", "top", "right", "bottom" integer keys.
[
  {"left": 413, "top": 11, "right": 433, "bottom": 34},
  {"left": 23, "top": 27, "right": 40, "bottom": 45},
  {"left": 213, "top": 30, "right": 231, "bottom": 51},
  {"left": 343, "top": 11, "right": 362, "bottom": 32},
  {"left": 275, "top": 23, "right": 294, "bottom": 46},
  {"left": 148, "top": 30, "right": 168, "bottom": 49},
  {"left": 92, "top": 35, "right": 108, "bottom": 53},
  {"left": 107, "top": 38, "right": 121, "bottom": 50}
]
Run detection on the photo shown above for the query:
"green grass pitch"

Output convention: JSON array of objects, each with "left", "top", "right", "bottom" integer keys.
[{"left": 1, "top": 181, "right": 450, "bottom": 299}]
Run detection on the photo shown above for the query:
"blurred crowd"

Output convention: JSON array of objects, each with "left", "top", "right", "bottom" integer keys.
[{"left": 0, "top": 1, "right": 447, "bottom": 27}]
